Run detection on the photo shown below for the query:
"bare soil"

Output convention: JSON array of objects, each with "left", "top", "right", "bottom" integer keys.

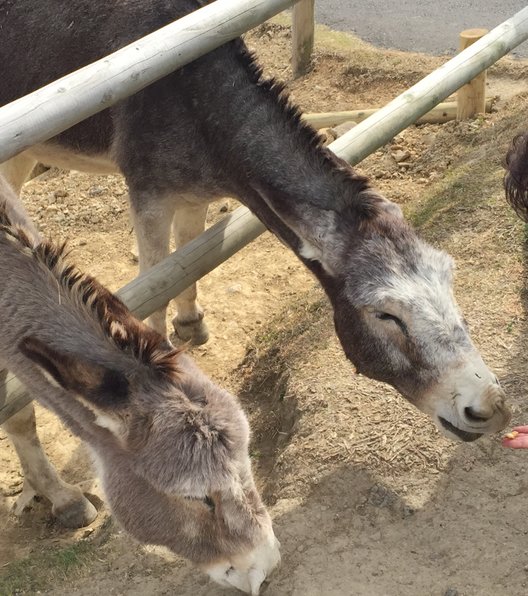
[{"left": 3, "top": 16, "right": 528, "bottom": 596}]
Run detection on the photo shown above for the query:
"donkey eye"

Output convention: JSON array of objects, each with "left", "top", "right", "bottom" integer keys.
[
  {"left": 203, "top": 495, "right": 215, "bottom": 512},
  {"left": 376, "top": 312, "right": 400, "bottom": 323},
  {"left": 375, "top": 312, "right": 407, "bottom": 333}
]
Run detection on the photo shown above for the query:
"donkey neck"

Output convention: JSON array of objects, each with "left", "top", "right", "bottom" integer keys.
[{"left": 182, "top": 41, "right": 369, "bottom": 217}]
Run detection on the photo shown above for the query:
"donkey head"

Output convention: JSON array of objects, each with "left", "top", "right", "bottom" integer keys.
[
  {"left": 19, "top": 334, "right": 279, "bottom": 594},
  {"left": 253, "top": 174, "right": 510, "bottom": 442}
]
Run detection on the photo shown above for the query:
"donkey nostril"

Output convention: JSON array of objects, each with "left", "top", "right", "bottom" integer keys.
[{"left": 464, "top": 406, "right": 490, "bottom": 422}]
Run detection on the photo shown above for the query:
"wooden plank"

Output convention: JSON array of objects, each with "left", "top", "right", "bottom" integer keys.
[
  {"left": 303, "top": 98, "right": 494, "bottom": 130},
  {"left": 0, "top": 371, "right": 32, "bottom": 425},
  {"left": 117, "top": 206, "right": 266, "bottom": 320},
  {"left": 292, "top": 0, "right": 315, "bottom": 78}
]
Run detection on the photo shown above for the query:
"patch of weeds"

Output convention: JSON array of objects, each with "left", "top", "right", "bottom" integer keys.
[
  {"left": 408, "top": 158, "right": 503, "bottom": 236},
  {"left": 523, "top": 223, "right": 528, "bottom": 244},
  {"left": 0, "top": 542, "right": 95, "bottom": 595},
  {"left": 252, "top": 296, "right": 328, "bottom": 354},
  {"left": 0, "top": 521, "right": 111, "bottom": 595},
  {"left": 267, "top": 12, "right": 431, "bottom": 65},
  {"left": 407, "top": 162, "right": 469, "bottom": 228},
  {"left": 406, "top": 100, "right": 528, "bottom": 238}
]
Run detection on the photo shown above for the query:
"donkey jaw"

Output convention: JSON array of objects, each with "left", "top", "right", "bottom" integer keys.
[{"left": 437, "top": 417, "right": 483, "bottom": 442}]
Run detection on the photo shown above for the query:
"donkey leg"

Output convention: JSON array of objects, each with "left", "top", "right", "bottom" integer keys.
[
  {"left": 171, "top": 203, "right": 210, "bottom": 345},
  {"left": 0, "top": 152, "right": 38, "bottom": 194},
  {"left": 129, "top": 194, "right": 176, "bottom": 337},
  {"left": 2, "top": 403, "right": 98, "bottom": 528}
]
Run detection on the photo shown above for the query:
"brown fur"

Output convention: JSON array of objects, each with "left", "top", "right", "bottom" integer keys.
[{"left": 0, "top": 4, "right": 510, "bottom": 550}]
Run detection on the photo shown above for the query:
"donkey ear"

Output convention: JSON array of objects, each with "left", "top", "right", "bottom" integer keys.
[
  {"left": 252, "top": 185, "right": 344, "bottom": 275},
  {"left": 18, "top": 336, "right": 129, "bottom": 409}
]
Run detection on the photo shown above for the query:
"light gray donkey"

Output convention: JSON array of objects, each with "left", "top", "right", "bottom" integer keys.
[{"left": 0, "top": 177, "right": 280, "bottom": 595}]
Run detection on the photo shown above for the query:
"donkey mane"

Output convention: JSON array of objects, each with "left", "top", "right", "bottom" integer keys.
[
  {"left": 234, "top": 41, "right": 381, "bottom": 221},
  {"left": 0, "top": 203, "right": 181, "bottom": 378}
]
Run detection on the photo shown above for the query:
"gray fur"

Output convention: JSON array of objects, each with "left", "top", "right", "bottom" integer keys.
[{"left": 0, "top": 179, "right": 279, "bottom": 592}]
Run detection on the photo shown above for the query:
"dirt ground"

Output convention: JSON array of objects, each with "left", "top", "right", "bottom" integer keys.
[{"left": 3, "top": 15, "right": 528, "bottom": 596}]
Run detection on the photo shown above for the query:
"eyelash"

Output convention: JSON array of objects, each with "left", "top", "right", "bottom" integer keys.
[{"left": 375, "top": 312, "right": 408, "bottom": 335}]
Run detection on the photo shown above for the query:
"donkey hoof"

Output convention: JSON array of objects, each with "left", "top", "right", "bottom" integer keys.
[
  {"left": 12, "top": 484, "right": 38, "bottom": 516},
  {"left": 52, "top": 495, "right": 98, "bottom": 528},
  {"left": 173, "top": 317, "right": 210, "bottom": 345}
]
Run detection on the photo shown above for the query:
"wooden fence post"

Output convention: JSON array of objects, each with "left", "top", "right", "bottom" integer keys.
[
  {"left": 292, "top": 0, "right": 315, "bottom": 78},
  {"left": 457, "top": 28, "right": 488, "bottom": 120}
]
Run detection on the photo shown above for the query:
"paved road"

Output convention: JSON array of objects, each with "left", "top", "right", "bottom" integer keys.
[{"left": 316, "top": 1, "right": 528, "bottom": 58}]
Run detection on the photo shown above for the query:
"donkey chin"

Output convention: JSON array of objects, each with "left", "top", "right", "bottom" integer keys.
[{"left": 421, "top": 352, "right": 511, "bottom": 443}]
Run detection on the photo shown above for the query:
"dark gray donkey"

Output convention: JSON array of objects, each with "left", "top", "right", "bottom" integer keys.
[
  {"left": 0, "top": 176, "right": 280, "bottom": 594},
  {"left": 0, "top": 0, "right": 510, "bottom": 524}
]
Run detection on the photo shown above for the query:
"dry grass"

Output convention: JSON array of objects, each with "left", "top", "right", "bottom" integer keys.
[{"left": 0, "top": 526, "right": 111, "bottom": 596}]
